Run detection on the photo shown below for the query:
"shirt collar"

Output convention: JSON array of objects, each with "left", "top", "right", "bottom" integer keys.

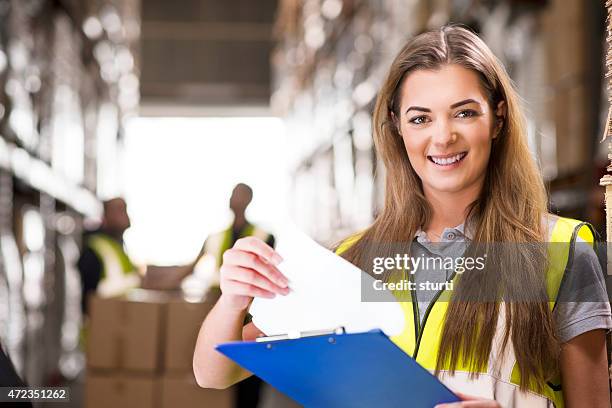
[{"left": 414, "top": 222, "right": 474, "bottom": 243}]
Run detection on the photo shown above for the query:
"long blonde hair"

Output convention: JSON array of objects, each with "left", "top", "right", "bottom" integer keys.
[{"left": 340, "top": 25, "right": 557, "bottom": 389}]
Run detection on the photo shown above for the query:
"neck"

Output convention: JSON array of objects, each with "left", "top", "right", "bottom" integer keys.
[
  {"left": 424, "top": 182, "right": 482, "bottom": 240},
  {"left": 232, "top": 213, "right": 247, "bottom": 231},
  {"left": 101, "top": 227, "right": 123, "bottom": 241}
]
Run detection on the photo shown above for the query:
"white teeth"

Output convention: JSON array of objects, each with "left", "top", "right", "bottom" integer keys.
[{"left": 430, "top": 152, "right": 466, "bottom": 165}]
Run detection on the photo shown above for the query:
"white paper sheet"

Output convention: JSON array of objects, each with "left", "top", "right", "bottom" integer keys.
[{"left": 249, "top": 227, "right": 405, "bottom": 337}]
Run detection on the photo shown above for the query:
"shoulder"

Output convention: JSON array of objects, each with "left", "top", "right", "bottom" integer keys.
[
  {"left": 547, "top": 217, "right": 611, "bottom": 342},
  {"left": 553, "top": 215, "right": 605, "bottom": 303},
  {"left": 544, "top": 214, "right": 598, "bottom": 281},
  {"left": 209, "top": 228, "right": 229, "bottom": 238},
  {"left": 83, "top": 229, "right": 102, "bottom": 243},
  {"left": 543, "top": 214, "right": 595, "bottom": 243},
  {"left": 205, "top": 228, "right": 230, "bottom": 244},
  {"left": 333, "top": 231, "right": 365, "bottom": 255},
  {"left": 250, "top": 225, "right": 272, "bottom": 241}
]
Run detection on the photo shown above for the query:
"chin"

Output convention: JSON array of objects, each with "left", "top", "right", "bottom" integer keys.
[{"left": 426, "top": 180, "right": 469, "bottom": 194}]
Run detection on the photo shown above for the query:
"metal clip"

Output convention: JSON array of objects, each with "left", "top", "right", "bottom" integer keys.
[{"left": 255, "top": 327, "right": 346, "bottom": 342}]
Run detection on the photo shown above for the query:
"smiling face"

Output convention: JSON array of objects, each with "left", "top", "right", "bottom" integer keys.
[{"left": 396, "top": 64, "right": 503, "bottom": 199}]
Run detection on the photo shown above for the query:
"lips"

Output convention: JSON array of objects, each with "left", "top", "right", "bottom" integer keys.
[{"left": 427, "top": 152, "right": 468, "bottom": 166}]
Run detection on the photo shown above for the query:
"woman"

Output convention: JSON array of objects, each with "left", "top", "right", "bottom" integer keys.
[{"left": 193, "top": 25, "right": 611, "bottom": 407}]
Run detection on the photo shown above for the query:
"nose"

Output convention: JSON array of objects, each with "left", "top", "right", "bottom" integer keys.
[{"left": 431, "top": 119, "right": 456, "bottom": 148}]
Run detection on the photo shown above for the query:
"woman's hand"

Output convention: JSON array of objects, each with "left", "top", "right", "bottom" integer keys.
[
  {"left": 218, "top": 236, "right": 290, "bottom": 312},
  {"left": 434, "top": 392, "right": 501, "bottom": 407}
]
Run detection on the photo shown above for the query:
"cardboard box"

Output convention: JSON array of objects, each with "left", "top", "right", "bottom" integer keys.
[
  {"left": 87, "top": 293, "right": 166, "bottom": 372},
  {"left": 160, "top": 374, "right": 233, "bottom": 408},
  {"left": 85, "top": 372, "right": 158, "bottom": 408},
  {"left": 164, "top": 299, "right": 214, "bottom": 373},
  {"left": 87, "top": 296, "right": 122, "bottom": 370},
  {"left": 142, "top": 265, "right": 194, "bottom": 290}
]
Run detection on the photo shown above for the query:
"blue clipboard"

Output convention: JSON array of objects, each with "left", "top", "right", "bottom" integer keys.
[{"left": 216, "top": 329, "right": 460, "bottom": 408}]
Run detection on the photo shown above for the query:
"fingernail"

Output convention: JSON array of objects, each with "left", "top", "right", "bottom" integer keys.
[{"left": 280, "top": 287, "right": 290, "bottom": 295}]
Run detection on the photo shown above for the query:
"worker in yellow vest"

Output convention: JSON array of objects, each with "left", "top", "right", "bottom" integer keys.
[
  {"left": 78, "top": 197, "right": 138, "bottom": 314},
  {"left": 196, "top": 183, "right": 274, "bottom": 408},
  {"left": 198, "top": 184, "right": 274, "bottom": 292},
  {"left": 193, "top": 26, "right": 611, "bottom": 407}
]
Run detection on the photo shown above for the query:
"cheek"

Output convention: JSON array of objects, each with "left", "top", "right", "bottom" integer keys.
[
  {"left": 401, "top": 130, "right": 427, "bottom": 159},
  {"left": 466, "top": 127, "right": 494, "bottom": 157}
]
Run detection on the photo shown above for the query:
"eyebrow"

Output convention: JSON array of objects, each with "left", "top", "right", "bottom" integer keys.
[{"left": 404, "top": 98, "right": 480, "bottom": 115}]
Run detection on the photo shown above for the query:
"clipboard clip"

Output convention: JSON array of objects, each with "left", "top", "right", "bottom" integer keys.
[{"left": 255, "top": 327, "right": 346, "bottom": 342}]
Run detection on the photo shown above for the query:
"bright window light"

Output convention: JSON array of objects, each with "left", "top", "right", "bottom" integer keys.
[{"left": 122, "top": 116, "right": 288, "bottom": 266}]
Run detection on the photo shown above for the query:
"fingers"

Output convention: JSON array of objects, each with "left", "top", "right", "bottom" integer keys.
[
  {"left": 456, "top": 392, "right": 500, "bottom": 407},
  {"left": 435, "top": 401, "right": 500, "bottom": 408},
  {"left": 220, "top": 237, "right": 289, "bottom": 300},
  {"left": 223, "top": 248, "right": 289, "bottom": 289},
  {"left": 234, "top": 237, "right": 283, "bottom": 265},
  {"left": 460, "top": 402, "right": 500, "bottom": 407},
  {"left": 454, "top": 392, "right": 480, "bottom": 401},
  {"left": 223, "top": 265, "right": 289, "bottom": 296},
  {"left": 435, "top": 393, "right": 500, "bottom": 408},
  {"left": 219, "top": 237, "right": 290, "bottom": 302},
  {"left": 220, "top": 278, "right": 277, "bottom": 299}
]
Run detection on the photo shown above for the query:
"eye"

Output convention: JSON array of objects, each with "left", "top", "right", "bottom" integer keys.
[
  {"left": 408, "top": 115, "right": 430, "bottom": 125},
  {"left": 456, "top": 109, "right": 478, "bottom": 119}
]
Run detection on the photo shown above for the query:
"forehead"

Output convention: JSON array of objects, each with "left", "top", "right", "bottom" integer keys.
[
  {"left": 232, "top": 187, "right": 250, "bottom": 197},
  {"left": 399, "top": 64, "right": 488, "bottom": 110}
]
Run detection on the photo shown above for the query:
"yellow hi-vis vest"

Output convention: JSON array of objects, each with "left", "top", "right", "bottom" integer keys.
[
  {"left": 87, "top": 233, "right": 138, "bottom": 297},
  {"left": 336, "top": 216, "right": 594, "bottom": 408}
]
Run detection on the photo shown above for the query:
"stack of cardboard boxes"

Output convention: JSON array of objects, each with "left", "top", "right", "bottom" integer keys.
[{"left": 85, "top": 290, "right": 234, "bottom": 408}]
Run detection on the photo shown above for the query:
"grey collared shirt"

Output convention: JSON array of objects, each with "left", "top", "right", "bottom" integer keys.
[
  {"left": 412, "top": 223, "right": 612, "bottom": 343},
  {"left": 412, "top": 225, "right": 468, "bottom": 325}
]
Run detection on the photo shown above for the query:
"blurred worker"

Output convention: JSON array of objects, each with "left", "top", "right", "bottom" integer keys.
[
  {"left": 197, "top": 183, "right": 274, "bottom": 408},
  {"left": 77, "top": 197, "right": 138, "bottom": 314},
  {"left": 197, "top": 183, "right": 275, "bottom": 290}
]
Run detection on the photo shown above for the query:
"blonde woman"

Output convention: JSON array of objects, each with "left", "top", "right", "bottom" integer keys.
[{"left": 193, "top": 25, "right": 611, "bottom": 407}]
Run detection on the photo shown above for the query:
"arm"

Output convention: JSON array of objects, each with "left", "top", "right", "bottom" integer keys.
[
  {"left": 560, "top": 329, "right": 610, "bottom": 408},
  {"left": 192, "top": 299, "right": 264, "bottom": 389},
  {"left": 77, "top": 247, "right": 102, "bottom": 315},
  {"left": 556, "top": 237, "right": 611, "bottom": 407},
  {"left": 193, "top": 237, "right": 289, "bottom": 389}
]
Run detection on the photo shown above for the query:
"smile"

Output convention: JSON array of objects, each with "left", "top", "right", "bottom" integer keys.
[{"left": 427, "top": 152, "right": 468, "bottom": 166}]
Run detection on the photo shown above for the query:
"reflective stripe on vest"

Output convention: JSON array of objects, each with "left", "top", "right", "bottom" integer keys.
[
  {"left": 87, "top": 234, "right": 138, "bottom": 297},
  {"left": 335, "top": 216, "right": 594, "bottom": 408}
]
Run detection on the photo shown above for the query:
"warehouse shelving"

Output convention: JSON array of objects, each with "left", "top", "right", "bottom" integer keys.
[
  {"left": 0, "top": 135, "right": 101, "bottom": 217},
  {"left": 0, "top": 0, "right": 140, "bottom": 389},
  {"left": 273, "top": 0, "right": 604, "bottom": 242}
]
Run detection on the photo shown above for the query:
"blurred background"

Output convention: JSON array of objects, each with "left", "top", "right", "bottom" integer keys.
[{"left": 0, "top": 0, "right": 607, "bottom": 407}]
